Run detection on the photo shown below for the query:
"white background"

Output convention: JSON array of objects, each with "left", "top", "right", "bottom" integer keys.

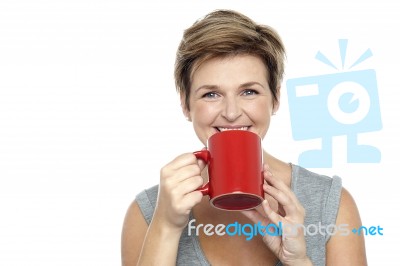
[{"left": 0, "top": 0, "right": 399, "bottom": 265}]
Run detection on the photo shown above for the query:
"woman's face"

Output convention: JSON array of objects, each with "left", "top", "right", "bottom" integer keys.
[{"left": 183, "top": 54, "right": 279, "bottom": 146}]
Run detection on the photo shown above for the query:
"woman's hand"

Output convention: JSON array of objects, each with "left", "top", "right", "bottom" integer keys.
[
  {"left": 241, "top": 164, "right": 312, "bottom": 266},
  {"left": 153, "top": 153, "right": 206, "bottom": 233},
  {"left": 133, "top": 153, "right": 206, "bottom": 266}
]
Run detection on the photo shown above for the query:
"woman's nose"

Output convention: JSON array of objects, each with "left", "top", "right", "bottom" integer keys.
[{"left": 221, "top": 97, "right": 242, "bottom": 122}]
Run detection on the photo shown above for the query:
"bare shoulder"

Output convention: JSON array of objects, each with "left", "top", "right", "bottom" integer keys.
[
  {"left": 121, "top": 200, "right": 148, "bottom": 266},
  {"left": 326, "top": 187, "right": 367, "bottom": 265}
]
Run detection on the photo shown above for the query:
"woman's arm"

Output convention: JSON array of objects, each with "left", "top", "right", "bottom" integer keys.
[
  {"left": 326, "top": 188, "right": 367, "bottom": 265},
  {"left": 121, "top": 201, "right": 182, "bottom": 266},
  {"left": 121, "top": 201, "right": 148, "bottom": 266},
  {"left": 121, "top": 153, "right": 205, "bottom": 266}
]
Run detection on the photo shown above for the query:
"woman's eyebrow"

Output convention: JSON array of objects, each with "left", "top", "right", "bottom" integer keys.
[
  {"left": 194, "top": 84, "right": 219, "bottom": 93},
  {"left": 194, "top": 81, "right": 265, "bottom": 93},
  {"left": 239, "top": 81, "right": 265, "bottom": 89}
]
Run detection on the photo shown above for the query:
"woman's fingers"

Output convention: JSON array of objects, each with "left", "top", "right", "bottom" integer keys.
[
  {"left": 263, "top": 164, "right": 304, "bottom": 221},
  {"left": 263, "top": 183, "right": 297, "bottom": 217},
  {"left": 155, "top": 152, "right": 207, "bottom": 230},
  {"left": 263, "top": 164, "right": 292, "bottom": 195},
  {"left": 241, "top": 207, "right": 268, "bottom": 225},
  {"left": 161, "top": 153, "right": 205, "bottom": 184},
  {"left": 172, "top": 174, "right": 204, "bottom": 196},
  {"left": 169, "top": 153, "right": 199, "bottom": 170},
  {"left": 260, "top": 199, "right": 283, "bottom": 225}
]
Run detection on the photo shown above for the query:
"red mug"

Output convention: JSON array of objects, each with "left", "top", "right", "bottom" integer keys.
[{"left": 194, "top": 130, "right": 264, "bottom": 211}]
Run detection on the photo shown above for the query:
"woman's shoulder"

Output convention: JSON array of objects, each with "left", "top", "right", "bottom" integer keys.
[
  {"left": 291, "top": 164, "right": 342, "bottom": 192},
  {"left": 291, "top": 164, "right": 342, "bottom": 225},
  {"left": 136, "top": 184, "right": 159, "bottom": 201},
  {"left": 135, "top": 184, "right": 159, "bottom": 224}
]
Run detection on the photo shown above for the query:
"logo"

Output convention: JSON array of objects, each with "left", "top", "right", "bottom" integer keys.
[
  {"left": 286, "top": 39, "right": 382, "bottom": 168},
  {"left": 187, "top": 219, "right": 383, "bottom": 241}
]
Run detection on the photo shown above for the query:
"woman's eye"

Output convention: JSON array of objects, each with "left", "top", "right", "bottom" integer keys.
[
  {"left": 242, "top": 89, "right": 258, "bottom": 96},
  {"left": 202, "top": 92, "right": 218, "bottom": 98}
]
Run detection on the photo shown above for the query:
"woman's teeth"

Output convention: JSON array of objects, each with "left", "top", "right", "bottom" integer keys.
[{"left": 217, "top": 127, "right": 249, "bottom": 132}]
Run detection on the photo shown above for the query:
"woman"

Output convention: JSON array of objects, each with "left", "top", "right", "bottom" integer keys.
[{"left": 121, "top": 10, "right": 367, "bottom": 266}]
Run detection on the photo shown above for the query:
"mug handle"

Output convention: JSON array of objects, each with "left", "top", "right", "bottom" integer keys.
[{"left": 193, "top": 150, "right": 210, "bottom": 196}]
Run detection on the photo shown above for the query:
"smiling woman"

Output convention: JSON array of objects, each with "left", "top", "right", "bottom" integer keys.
[
  {"left": 185, "top": 55, "right": 275, "bottom": 144},
  {"left": 121, "top": 9, "right": 367, "bottom": 266}
]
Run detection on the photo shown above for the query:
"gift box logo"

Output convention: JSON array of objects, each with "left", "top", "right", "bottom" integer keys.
[{"left": 286, "top": 39, "right": 382, "bottom": 168}]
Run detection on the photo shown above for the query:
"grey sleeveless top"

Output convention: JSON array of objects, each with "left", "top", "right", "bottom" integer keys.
[{"left": 135, "top": 164, "right": 342, "bottom": 266}]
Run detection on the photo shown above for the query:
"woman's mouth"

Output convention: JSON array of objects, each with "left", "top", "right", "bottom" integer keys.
[{"left": 215, "top": 126, "right": 250, "bottom": 132}]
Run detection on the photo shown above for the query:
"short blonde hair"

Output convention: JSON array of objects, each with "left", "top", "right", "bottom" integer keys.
[{"left": 174, "top": 9, "right": 286, "bottom": 110}]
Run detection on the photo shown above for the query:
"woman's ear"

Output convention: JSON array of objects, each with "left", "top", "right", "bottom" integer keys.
[{"left": 180, "top": 95, "right": 192, "bottom": 121}]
